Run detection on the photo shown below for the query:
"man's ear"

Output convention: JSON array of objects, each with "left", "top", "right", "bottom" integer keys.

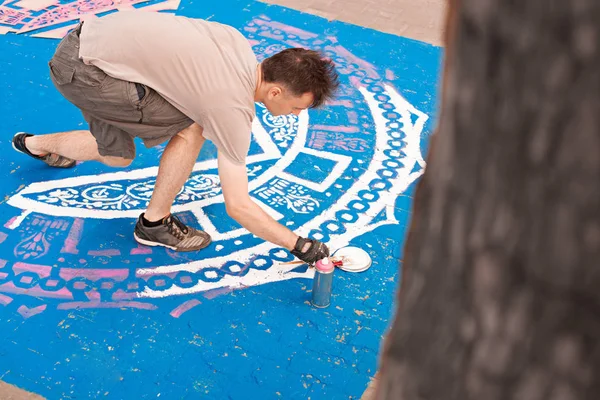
[{"left": 268, "top": 86, "right": 282, "bottom": 99}]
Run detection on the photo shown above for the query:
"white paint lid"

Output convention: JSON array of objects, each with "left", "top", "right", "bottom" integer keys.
[{"left": 332, "top": 246, "right": 372, "bottom": 273}]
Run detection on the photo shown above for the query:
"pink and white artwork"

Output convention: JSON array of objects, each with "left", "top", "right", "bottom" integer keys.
[{"left": 0, "top": 0, "right": 181, "bottom": 38}]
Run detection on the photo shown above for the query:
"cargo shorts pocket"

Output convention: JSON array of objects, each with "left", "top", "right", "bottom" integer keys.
[{"left": 49, "top": 58, "right": 75, "bottom": 86}]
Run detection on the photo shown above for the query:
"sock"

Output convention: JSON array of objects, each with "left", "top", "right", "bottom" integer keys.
[{"left": 142, "top": 213, "right": 165, "bottom": 227}]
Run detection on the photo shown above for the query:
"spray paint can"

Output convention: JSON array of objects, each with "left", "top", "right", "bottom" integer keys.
[{"left": 311, "top": 257, "right": 334, "bottom": 308}]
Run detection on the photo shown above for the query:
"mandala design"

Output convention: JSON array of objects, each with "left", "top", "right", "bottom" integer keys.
[
  {"left": 254, "top": 179, "right": 320, "bottom": 214},
  {"left": 257, "top": 103, "right": 299, "bottom": 149},
  {"left": 0, "top": 15, "right": 431, "bottom": 316}
]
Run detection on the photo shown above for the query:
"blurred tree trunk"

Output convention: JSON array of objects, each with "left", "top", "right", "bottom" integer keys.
[{"left": 376, "top": 0, "right": 600, "bottom": 399}]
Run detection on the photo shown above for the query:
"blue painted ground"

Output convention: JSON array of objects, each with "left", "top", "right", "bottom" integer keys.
[{"left": 0, "top": 1, "right": 442, "bottom": 398}]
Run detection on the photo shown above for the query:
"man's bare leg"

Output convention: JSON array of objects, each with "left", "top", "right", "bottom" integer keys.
[
  {"left": 144, "top": 123, "right": 205, "bottom": 221},
  {"left": 25, "top": 130, "right": 132, "bottom": 167}
]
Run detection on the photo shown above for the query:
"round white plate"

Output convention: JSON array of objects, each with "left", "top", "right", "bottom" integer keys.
[{"left": 332, "top": 246, "right": 372, "bottom": 273}]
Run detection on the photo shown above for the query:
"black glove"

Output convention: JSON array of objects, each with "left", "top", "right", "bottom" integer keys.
[{"left": 291, "top": 236, "right": 330, "bottom": 265}]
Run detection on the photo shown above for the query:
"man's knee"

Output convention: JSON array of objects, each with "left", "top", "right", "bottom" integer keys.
[
  {"left": 175, "top": 123, "right": 204, "bottom": 146},
  {"left": 102, "top": 156, "right": 133, "bottom": 168}
]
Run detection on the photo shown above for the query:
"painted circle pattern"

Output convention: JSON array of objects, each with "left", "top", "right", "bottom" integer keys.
[{"left": 0, "top": 14, "right": 429, "bottom": 308}]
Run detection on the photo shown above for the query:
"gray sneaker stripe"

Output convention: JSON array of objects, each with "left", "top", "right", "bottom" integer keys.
[{"left": 181, "top": 237, "right": 208, "bottom": 247}]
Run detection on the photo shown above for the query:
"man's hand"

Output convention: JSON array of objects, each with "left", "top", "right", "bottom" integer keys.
[{"left": 291, "top": 236, "right": 330, "bottom": 265}]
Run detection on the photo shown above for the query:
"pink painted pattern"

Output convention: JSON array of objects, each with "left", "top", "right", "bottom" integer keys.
[
  {"left": 61, "top": 218, "right": 84, "bottom": 254},
  {"left": 88, "top": 249, "right": 121, "bottom": 256},
  {"left": 3, "top": 216, "right": 16, "bottom": 229},
  {"left": 13, "top": 262, "right": 53, "bottom": 278},
  {"left": 326, "top": 45, "right": 380, "bottom": 79},
  {"left": 0, "top": 293, "right": 13, "bottom": 306},
  {"left": 252, "top": 17, "right": 318, "bottom": 40},
  {"left": 311, "top": 124, "right": 360, "bottom": 133},
  {"left": 308, "top": 131, "right": 369, "bottom": 152},
  {"left": 0, "top": 6, "right": 27, "bottom": 26},
  {"left": 202, "top": 287, "right": 234, "bottom": 300},
  {"left": 130, "top": 245, "right": 152, "bottom": 255},
  {"left": 0, "top": 282, "right": 73, "bottom": 299},
  {"left": 170, "top": 299, "right": 202, "bottom": 318},
  {"left": 0, "top": 0, "right": 181, "bottom": 38},
  {"left": 17, "top": 304, "right": 47, "bottom": 318},
  {"left": 58, "top": 301, "right": 157, "bottom": 310},
  {"left": 59, "top": 267, "right": 129, "bottom": 281}
]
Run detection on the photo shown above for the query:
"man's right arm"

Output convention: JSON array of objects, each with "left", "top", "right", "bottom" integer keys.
[{"left": 217, "top": 151, "right": 329, "bottom": 264}]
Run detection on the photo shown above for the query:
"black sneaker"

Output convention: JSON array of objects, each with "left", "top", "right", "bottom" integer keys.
[
  {"left": 12, "top": 132, "right": 76, "bottom": 168},
  {"left": 133, "top": 213, "right": 212, "bottom": 252}
]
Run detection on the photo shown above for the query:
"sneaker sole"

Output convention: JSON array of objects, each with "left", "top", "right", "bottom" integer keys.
[{"left": 133, "top": 232, "right": 211, "bottom": 252}]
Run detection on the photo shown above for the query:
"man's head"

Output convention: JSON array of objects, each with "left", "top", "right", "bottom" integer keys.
[{"left": 258, "top": 48, "right": 339, "bottom": 116}]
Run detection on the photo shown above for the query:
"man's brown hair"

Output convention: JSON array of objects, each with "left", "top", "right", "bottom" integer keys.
[{"left": 262, "top": 48, "right": 340, "bottom": 108}]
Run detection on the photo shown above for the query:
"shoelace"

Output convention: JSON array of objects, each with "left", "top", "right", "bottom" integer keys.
[{"left": 165, "top": 215, "right": 189, "bottom": 240}]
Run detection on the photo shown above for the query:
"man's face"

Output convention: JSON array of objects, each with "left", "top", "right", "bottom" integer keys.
[{"left": 263, "top": 86, "right": 314, "bottom": 117}]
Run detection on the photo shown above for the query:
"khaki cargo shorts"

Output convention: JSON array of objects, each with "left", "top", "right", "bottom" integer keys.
[{"left": 48, "top": 23, "right": 193, "bottom": 160}]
